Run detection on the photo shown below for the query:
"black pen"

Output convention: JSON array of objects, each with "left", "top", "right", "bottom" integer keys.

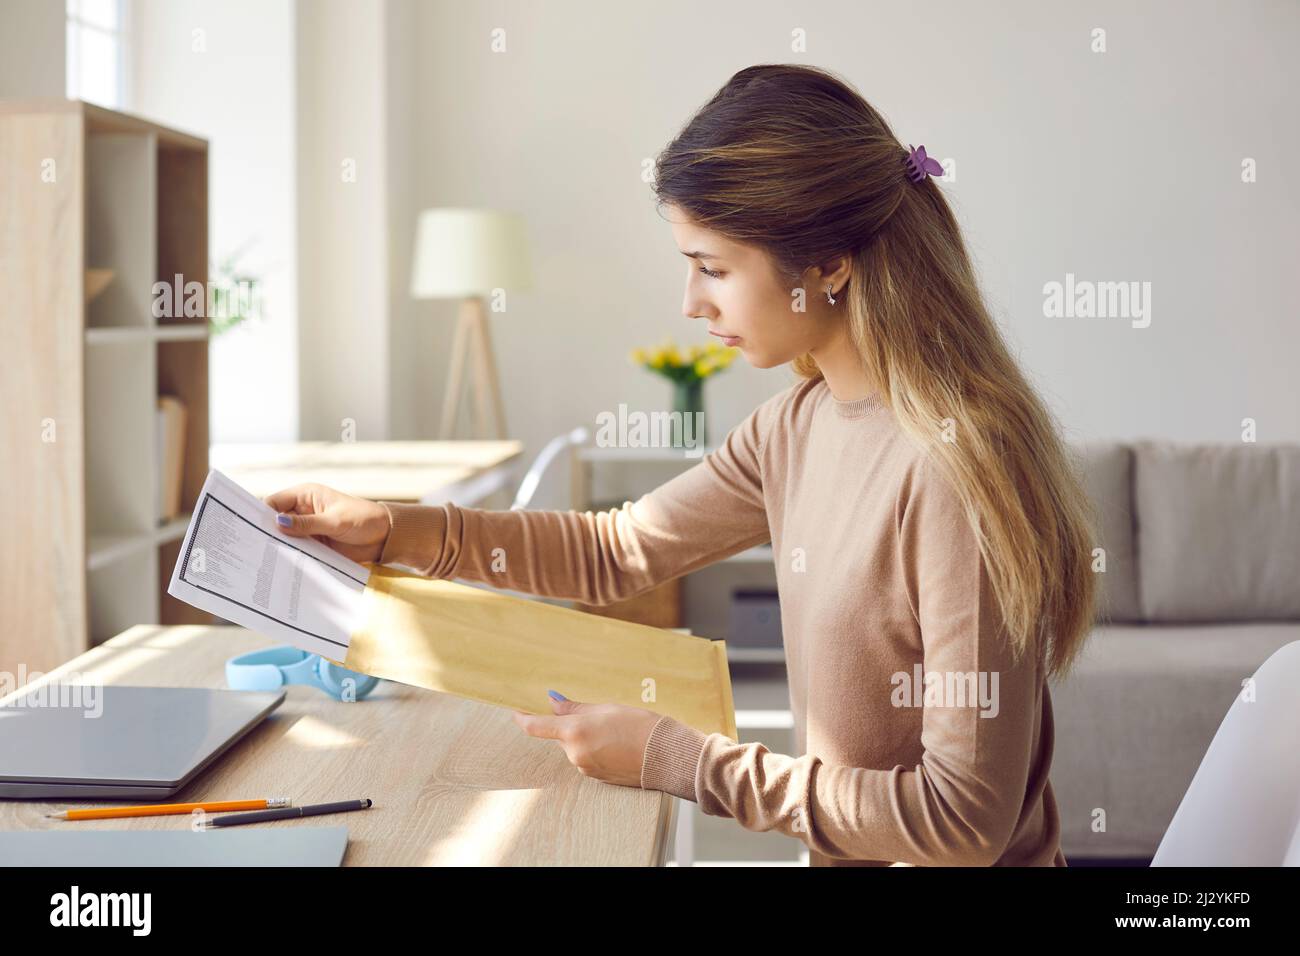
[{"left": 198, "top": 798, "right": 373, "bottom": 829}]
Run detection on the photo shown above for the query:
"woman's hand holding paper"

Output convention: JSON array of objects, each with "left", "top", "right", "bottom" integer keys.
[{"left": 265, "top": 483, "right": 392, "bottom": 564}]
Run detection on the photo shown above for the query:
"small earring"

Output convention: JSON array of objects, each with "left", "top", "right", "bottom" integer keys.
[{"left": 825, "top": 287, "right": 837, "bottom": 305}]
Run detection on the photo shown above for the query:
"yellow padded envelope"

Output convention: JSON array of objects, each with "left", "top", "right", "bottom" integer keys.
[{"left": 342, "top": 565, "right": 738, "bottom": 739}]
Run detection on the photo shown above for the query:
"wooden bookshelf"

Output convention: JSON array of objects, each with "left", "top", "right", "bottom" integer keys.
[{"left": 0, "top": 99, "right": 211, "bottom": 683}]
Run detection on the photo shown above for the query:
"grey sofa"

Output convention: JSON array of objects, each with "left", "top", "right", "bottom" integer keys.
[{"left": 1050, "top": 440, "right": 1300, "bottom": 860}]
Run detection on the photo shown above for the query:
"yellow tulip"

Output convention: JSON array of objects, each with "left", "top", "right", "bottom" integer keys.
[{"left": 629, "top": 338, "right": 741, "bottom": 377}]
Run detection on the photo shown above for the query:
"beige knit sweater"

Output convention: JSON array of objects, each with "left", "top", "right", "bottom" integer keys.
[{"left": 379, "top": 376, "right": 1067, "bottom": 867}]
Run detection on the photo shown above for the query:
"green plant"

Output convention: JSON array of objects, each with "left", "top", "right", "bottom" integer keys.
[{"left": 208, "top": 238, "right": 263, "bottom": 336}]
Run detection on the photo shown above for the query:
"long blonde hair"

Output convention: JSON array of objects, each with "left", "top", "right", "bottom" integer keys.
[{"left": 653, "top": 64, "right": 1098, "bottom": 679}]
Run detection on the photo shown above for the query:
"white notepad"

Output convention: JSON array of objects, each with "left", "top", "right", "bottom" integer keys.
[{"left": 0, "top": 826, "right": 349, "bottom": 866}]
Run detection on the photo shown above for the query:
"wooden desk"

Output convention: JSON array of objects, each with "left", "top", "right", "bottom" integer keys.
[
  {"left": 0, "top": 625, "right": 676, "bottom": 866},
  {"left": 210, "top": 440, "right": 523, "bottom": 505}
]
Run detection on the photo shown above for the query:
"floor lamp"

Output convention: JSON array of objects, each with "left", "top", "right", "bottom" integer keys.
[{"left": 410, "top": 208, "right": 532, "bottom": 439}]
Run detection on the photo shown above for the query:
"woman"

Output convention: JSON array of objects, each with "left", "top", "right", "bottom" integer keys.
[{"left": 268, "top": 64, "right": 1098, "bottom": 866}]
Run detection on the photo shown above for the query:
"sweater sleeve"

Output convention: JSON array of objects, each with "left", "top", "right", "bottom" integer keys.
[
  {"left": 375, "top": 389, "right": 784, "bottom": 605},
  {"left": 639, "top": 456, "right": 1045, "bottom": 866}
]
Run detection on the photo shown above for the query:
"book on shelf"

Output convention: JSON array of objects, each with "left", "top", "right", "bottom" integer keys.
[{"left": 157, "top": 395, "right": 188, "bottom": 523}]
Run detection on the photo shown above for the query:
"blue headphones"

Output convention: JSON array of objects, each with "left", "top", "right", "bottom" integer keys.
[{"left": 226, "top": 646, "right": 381, "bottom": 701}]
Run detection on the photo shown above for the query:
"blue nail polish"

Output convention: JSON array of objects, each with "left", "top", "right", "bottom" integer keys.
[
  {"left": 276, "top": 514, "right": 291, "bottom": 527},
  {"left": 547, "top": 690, "right": 566, "bottom": 701}
]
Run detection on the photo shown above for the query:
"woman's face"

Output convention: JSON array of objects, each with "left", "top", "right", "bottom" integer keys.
[{"left": 665, "top": 204, "right": 836, "bottom": 369}]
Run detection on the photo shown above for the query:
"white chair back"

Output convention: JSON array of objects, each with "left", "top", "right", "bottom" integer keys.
[
  {"left": 510, "top": 427, "right": 589, "bottom": 511},
  {"left": 1152, "top": 640, "right": 1300, "bottom": 865}
]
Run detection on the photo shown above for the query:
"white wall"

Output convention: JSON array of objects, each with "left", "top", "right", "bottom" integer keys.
[
  {"left": 293, "top": 0, "right": 430, "bottom": 443},
  {"left": 402, "top": 0, "right": 1299, "bottom": 472},
  {"left": 124, "top": 0, "right": 422, "bottom": 445},
  {"left": 0, "top": 0, "right": 64, "bottom": 98},
  {"left": 295, "top": 0, "right": 392, "bottom": 441},
  {"left": 383, "top": 0, "right": 432, "bottom": 440},
  {"left": 111, "top": 0, "right": 1300, "bottom": 464},
  {"left": 130, "top": 0, "right": 299, "bottom": 443}
]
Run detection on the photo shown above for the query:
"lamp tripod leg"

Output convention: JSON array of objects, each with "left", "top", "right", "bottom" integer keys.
[
  {"left": 469, "top": 298, "right": 508, "bottom": 439},
  {"left": 439, "top": 304, "right": 473, "bottom": 439}
]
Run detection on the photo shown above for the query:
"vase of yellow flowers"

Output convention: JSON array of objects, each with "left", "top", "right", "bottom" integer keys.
[{"left": 629, "top": 339, "right": 737, "bottom": 449}]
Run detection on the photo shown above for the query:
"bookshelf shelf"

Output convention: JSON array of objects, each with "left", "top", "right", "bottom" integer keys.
[
  {"left": 1, "top": 99, "right": 213, "bottom": 670},
  {"left": 156, "top": 514, "right": 192, "bottom": 545},
  {"left": 86, "top": 532, "right": 152, "bottom": 572},
  {"left": 85, "top": 513, "right": 192, "bottom": 573},
  {"left": 85, "top": 325, "right": 208, "bottom": 344}
]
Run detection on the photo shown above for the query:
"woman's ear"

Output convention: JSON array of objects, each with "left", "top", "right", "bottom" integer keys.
[{"left": 815, "top": 254, "right": 853, "bottom": 297}]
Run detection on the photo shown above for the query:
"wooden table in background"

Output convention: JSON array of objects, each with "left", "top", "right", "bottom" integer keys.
[
  {"left": 210, "top": 440, "right": 524, "bottom": 505},
  {"left": 0, "top": 625, "right": 675, "bottom": 866}
]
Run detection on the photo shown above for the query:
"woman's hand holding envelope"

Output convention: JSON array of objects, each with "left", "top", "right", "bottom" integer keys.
[{"left": 512, "top": 693, "right": 664, "bottom": 789}]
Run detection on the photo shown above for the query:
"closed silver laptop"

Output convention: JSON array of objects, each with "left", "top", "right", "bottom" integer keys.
[{"left": 0, "top": 685, "right": 285, "bottom": 799}]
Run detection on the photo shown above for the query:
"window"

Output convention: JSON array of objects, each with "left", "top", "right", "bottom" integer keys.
[{"left": 66, "top": 0, "right": 128, "bottom": 109}]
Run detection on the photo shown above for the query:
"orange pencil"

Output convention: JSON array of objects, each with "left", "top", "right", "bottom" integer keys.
[{"left": 44, "top": 797, "right": 292, "bottom": 821}]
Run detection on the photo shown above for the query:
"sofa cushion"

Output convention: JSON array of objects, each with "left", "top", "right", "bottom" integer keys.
[
  {"left": 1134, "top": 441, "right": 1300, "bottom": 621},
  {"left": 1049, "top": 621, "right": 1300, "bottom": 858},
  {"left": 1068, "top": 441, "right": 1141, "bottom": 622}
]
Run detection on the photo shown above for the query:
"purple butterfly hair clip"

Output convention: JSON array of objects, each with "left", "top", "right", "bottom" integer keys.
[{"left": 904, "top": 144, "right": 943, "bottom": 183}]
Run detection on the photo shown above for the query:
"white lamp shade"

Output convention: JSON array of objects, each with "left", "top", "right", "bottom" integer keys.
[{"left": 410, "top": 208, "right": 533, "bottom": 299}]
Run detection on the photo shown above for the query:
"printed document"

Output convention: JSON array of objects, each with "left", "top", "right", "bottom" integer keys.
[{"left": 167, "top": 470, "right": 370, "bottom": 660}]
